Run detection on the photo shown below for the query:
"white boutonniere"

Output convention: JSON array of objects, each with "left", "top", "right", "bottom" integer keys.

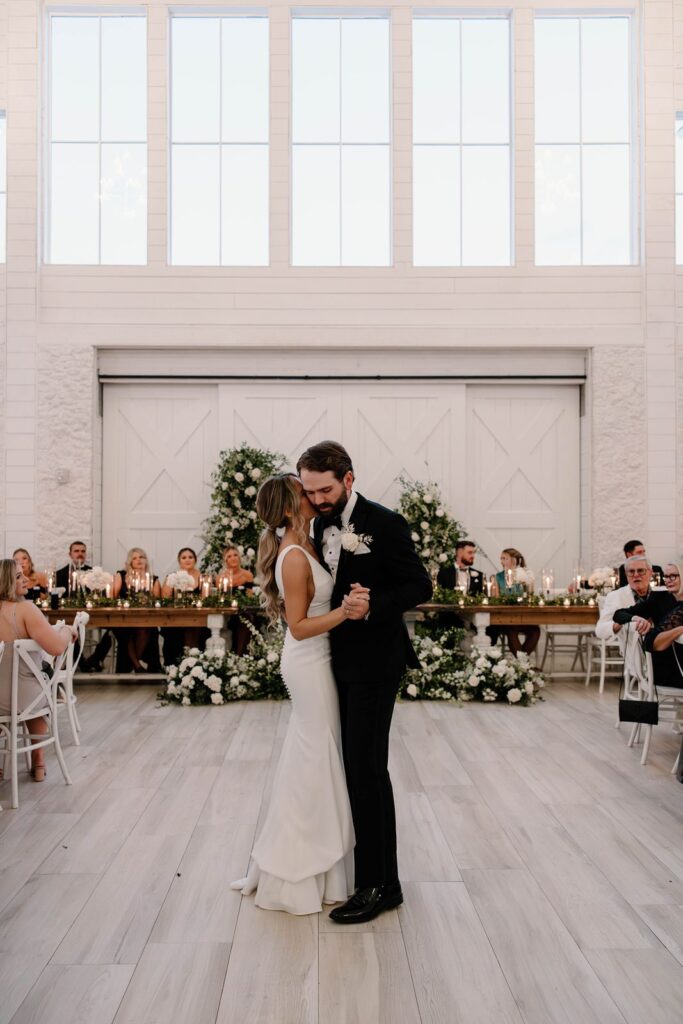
[{"left": 340, "top": 524, "right": 373, "bottom": 555}]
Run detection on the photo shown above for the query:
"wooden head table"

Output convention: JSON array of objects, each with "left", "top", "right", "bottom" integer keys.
[
  {"left": 45, "top": 607, "right": 240, "bottom": 629},
  {"left": 411, "top": 602, "right": 599, "bottom": 647}
]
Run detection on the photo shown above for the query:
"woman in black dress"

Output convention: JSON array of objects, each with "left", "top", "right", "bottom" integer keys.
[
  {"left": 113, "top": 547, "right": 162, "bottom": 672},
  {"left": 614, "top": 562, "right": 683, "bottom": 687}
]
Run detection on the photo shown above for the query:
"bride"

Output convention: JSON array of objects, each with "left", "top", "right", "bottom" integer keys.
[{"left": 231, "top": 473, "right": 358, "bottom": 914}]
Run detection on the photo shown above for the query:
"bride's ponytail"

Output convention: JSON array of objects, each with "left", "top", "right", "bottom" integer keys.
[{"left": 255, "top": 474, "right": 308, "bottom": 626}]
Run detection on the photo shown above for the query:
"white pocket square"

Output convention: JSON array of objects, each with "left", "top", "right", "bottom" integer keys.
[{"left": 354, "top": 543, "right": 371, "bottom": 555}]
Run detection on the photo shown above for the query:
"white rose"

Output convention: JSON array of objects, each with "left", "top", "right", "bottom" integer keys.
[
  {"left": 467, "top": 674, "right": 479, "bottom": 687},
  {"left": 236, "top": 684, "right": 247, "bottom": 698},
  {"left": 230, "top": 675, "right": 240, "bottom": 686},
  {"left": 221, "top": 482, "right": 229, "bottom": 490},
  {"left": 189, "top": 648, "right": 200, "bottom": 656},
  {"left": 411, "top": 490, "right": 419, "bottom": 500},
  {"left": 257, "top": 658, "right": 266, "bottom": 668},
  {"left": 411, "top": 532, "right": 420, "bottom": 542},
  {"left": 406, "top": 683, "right": 418, "bottom": 697},
  {"left": 475, "top": 657, "right": 488, "bottom": 669},
  {"left": 181, "top": 696, "right": 191, "bottom": 706},
  {"left": 206, "top": 675, "right": 222, "bottom": 692},
  {"left": 420, "top": 521, "right": 429, "bottom": 531},
  {"left": 423, "top": 548, "right": 431, "bottom": 557},
  {"left": 524, "top": 681, "right": 535, "bottom": 695},
  {"left": 234, "top": 472, "right": 244, "bottom": 482},
  {"left": 248, "top": 510, "right": 257, "bottom": 520},
  {"left": 436, "top": 508, "right": 444, "bottom": 517},
  {"left": 167, "top": 666, "right": 178, "bottom": 679},
  {"left": 423, "top": 493, "right": 433, "bottom": 503},
  {"left": 221, "top": 517, "right": 229, "bottom": 526},
  {"left": 245, "top": 486, "right": 256, "bottom": 497},
  {"left": 266, "top": 651, "right": 278, "bottom": 664},
  {"left": 507, "top": 688, "right": 522, "bottom": 703},
  {"left": 230, "top": 519, "right": 240, "bottom": 530},
  {"left": 438, "top": 553, "right": 448, "bottom": 562},
  {"left": 247, "top": 547, "right": 255, "bottom": 558},
  {"left": 211, "top": 693, "right": 224, "bottom": 705},
  {"left": 341, "top": 532, "right": 361, "bottom": 553},
  {"left": 234, "top": 498, "right": 242, "bottom": 508},
  {"left": 251, "top": 468, "right": 262, "bottom": 480},
  {"left": 225, "top": 531, "right": 233, "bottom": 539},
  {"left": 432, "top": 646, "right": 443, "bottom": 658},
  {"left": 191, "top": 665, "right": 205, "bottom": 679}
]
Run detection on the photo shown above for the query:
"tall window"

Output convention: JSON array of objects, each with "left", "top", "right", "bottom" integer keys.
[
  {"left": 676, "top": 115, "right": 683, "bottom": 264},
  {"left": 0, "top": 112, "right": 6, "bottom": 263},
  {"left": 535, "top": 16, "right": 632, "bottom": 265},
  {"left": 292, "top": 14, "right": 390, "bottom": 266},
  {"left": 413, "top": 16, "right": 511, "bottom": 266},
  {"left": 47, "top": 13, "right": 147, "bottom": 265},
  {"left": 170, "top": 14, "right": 269, "bottom": 266}
]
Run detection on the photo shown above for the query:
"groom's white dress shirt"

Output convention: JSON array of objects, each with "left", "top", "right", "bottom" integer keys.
[{"left": 321, "top": 490, "right": 358, "bottom": 581}]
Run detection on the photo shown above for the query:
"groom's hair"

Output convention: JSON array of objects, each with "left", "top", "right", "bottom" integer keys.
[{"left": 297, "top": 441, "right": 354, "bottom": 481}]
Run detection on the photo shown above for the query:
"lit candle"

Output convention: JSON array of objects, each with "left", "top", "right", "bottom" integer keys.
[
  {"left": 538, "top": 598, "right": 545, "bottom": 606},
  {"left": 485, "top": 579, "right": 492, "bottom": 598},
  {"left": 575, "top": 574, "right": 582, "bottom": 593},
  {"left": 231, "top": 598, "right": 238, "bottom": 609},
  {"left": 563, "top": 597, "right": 570, "bottom": 607},
  {"left": 155, "top": 600, "right": 161, "bottom": 608},
  {"left": 123, "top": 600, "right": 130, "bottom": 609},
  {"left": 610, "top": 574, "right": 617, "bottom": 590},
  {"left": 458, "top": 598, "right": 464, "bottom": 607},
  {"left": 202, "top": 579, "right": 210, "bottom": 598},
  {"left": 482, "top": 596, "right": 489, "bottom": 605},
  {"left": 105, "top": 584, "right": 111, "bottom": 599},
  {"left": 86, "top": 600, "right": 93, "bottom": 610},
  {"left": 588, "top": 597, "right": 595, "bottom": 606}
]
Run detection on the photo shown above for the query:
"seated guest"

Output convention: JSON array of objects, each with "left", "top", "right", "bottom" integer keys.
[
  {"left": 0, "top": 558, "right": 74, "bottom": 781},
  {"left": 55, "top": 540, "right": 91, "bottom": 592},
  {"left": 614, "top": 561, "right": 683, "bottom": 688},
  {"left": 217, "top": 545, "right": 255, "bottom": 656},
  {"left": 161, "top": 547, "right": 206, "bottom": 664},
  {"left": 437, "top": 539, "right": 484, "bottom": 595},
  {"left": 596, "top": 555, "right": 652, "bottom": 655},
  {"left": 216, "top": 545, "right": 254, "bottom": 592},
  {"left": 490, "top": 548, "right": 540, "bottom": 656},
  {"left": 12, "top": 549, "right": 48, "bottom": 599},
  {"left": 618, "top": 540, "right": 663, "bottom": 588},
  {"left": 113, "top": 548, "right": 162, "bottom": 673}
]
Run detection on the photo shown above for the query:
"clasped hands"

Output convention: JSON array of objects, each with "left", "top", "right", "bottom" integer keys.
[
  {"left": 631, "top": 615, "right": 653, "bottom": 636},
  {"left": 342, "top": 582, "right": 370, "bottom": 620}
]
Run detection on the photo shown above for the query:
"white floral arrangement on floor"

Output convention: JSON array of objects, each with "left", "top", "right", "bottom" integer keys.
[
  {"left": 160, "top": 621, "right": 287, "bottom": 705},
  {"left": 80, "top": 567, "right": 114, "bottom": 592},
  {"left": 396, "top": 477, "right": 464, "bottom": 574},
  {"left": 454, "top": 647, "right": 545, "bottom": 705},
  {"left": 588, "top": 565, "right": 617, "bottom": 592},
  {"left": 165, "top": 570, "right": 196, "bottom": 592},
  {"left": 399, "top": 627, "right": 467, "bottom": 701}
]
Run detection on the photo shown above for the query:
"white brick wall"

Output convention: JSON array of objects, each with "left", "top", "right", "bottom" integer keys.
[{"left": 0, "top": 0, "right": 680, "bottom": 570}]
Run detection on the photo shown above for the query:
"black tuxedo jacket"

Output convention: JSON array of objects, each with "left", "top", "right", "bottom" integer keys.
[
  {"left": 55, "top": 563, "right": 92, "bottom": 590},
  {"left": 436, "top": 564, "right": 484, "bottom": 595},
  {"left": 313, "top": 493, "right": 432, "bottom": 685}
]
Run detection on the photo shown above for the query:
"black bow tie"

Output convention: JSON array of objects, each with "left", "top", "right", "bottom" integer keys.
[{"left": 326, "top": 514, "right": 343, "bottom": 530}]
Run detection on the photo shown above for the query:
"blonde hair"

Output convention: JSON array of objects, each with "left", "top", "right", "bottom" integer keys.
[
  {"left": 256, "top": 474, "right": 308, "bottom": 625},
  {"left": 665, "top": 561, "right": 683, "bottom": 598},
  {"left": 0, "top": 559, "right": 20, "bottom": 602},
  {"left": 12, "top": 548, "right": 34, "bottom": 578},
  {"left": 124, "top": 547, "right": 149, "bottom": 576}
]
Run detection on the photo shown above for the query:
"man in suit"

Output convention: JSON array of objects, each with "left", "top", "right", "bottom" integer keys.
[
  {"left": 596, "top": 555, "right": 653, "bottom": 655},
  {"left": 298, "top": 441, "right": 432, "bottom": 924},
  {"left": 436, "top": 539, "right": 484, "bottom": 595},
  {"left": 55, "top": 541, "right": 91, "bottom": 592},
  {"left": 617, "top": 540, "right": 662, "bottom": 588}
]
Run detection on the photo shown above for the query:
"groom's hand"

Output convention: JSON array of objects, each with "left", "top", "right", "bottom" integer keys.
[{"left": 342, "top": 584, "right": 371, "bottom": 620}]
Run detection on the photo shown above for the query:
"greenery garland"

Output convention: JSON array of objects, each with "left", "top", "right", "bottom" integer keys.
[
  {"left": 201, "top": 443, "right": 284, "bottom": 571},
  {"left": 396, "top": 476, "right": 464, "bottom": 575}
]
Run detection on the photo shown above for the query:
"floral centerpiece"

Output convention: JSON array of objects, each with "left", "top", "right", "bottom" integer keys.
[
  {"left": 396, "top": 477, "right": 464, "bottom": 575},
  {"left": 80, "top": 567, "right": 114, "bottom": 592},
  {"left": 454, "top": 647, "right": 544, "bottom": 705},
  {"left": 514, "top": 566, "right": 535, "bottom": 593},
  {"left": 165, "top": 570, "right": 195, "bottom": 592},
  {"left": 588, "top": 566, "right": 617, "bottom": 593},
  {"left": 160, "top": 621, "right": 287, "bottom": 704},
  {"left": 201, "top": 443, "right": 284, "bottom": 572}
]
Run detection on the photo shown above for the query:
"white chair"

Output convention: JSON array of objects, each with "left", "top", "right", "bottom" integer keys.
[
  {"left": 0, "top": 640, "right": 72, "bottom": 809},
  {"left": 584, "top": 594, "right": 624, "bottom": 693},
  {"left": 626, "top": 644, "right": 683, "bottom": 771},
  {"left": 54, "top": 611, "right": 89, "bottom": 745},
  {"left": 540, "top": 626, "right": 594, "bottom": 677}
]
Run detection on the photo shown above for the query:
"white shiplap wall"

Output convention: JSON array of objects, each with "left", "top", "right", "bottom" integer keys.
[{"left": 0, "top": 0, "right": 680, "bottom": 571}]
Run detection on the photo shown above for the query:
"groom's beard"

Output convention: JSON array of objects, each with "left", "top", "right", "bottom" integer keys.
[{"left": 315, "top": 491, "right": 349, "bottom": 524}]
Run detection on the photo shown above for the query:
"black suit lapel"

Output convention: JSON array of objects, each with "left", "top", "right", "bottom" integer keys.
[{"left": 312, "top": 515, "right": 332, "bottom": 575}]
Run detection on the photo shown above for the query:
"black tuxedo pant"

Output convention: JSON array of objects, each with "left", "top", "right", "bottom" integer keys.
[{"left": 336, "top": 673, "right": 399, "bottom": 889}]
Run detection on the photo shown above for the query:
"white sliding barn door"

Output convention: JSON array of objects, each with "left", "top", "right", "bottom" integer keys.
[
  {"left": 102, "top": 385, "right": 219, "bottom": 577},
  {"left": 466, "top": 385, "right": 580, "bottom": 583}
]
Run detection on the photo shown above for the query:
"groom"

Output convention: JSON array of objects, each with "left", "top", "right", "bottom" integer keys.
[{"left": 298, "top": 441, "right": 432, "bottom": 923}]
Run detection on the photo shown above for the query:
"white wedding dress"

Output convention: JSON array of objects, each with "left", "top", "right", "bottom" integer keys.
[{"left": 230, "top": 544, "right": 354, "bottom": 914}]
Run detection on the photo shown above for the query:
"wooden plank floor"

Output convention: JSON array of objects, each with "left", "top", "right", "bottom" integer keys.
[{"left": 1, "top": 681, "right": 683, "bottom": 1024}]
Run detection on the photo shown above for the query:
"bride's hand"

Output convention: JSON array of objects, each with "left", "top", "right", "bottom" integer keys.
[{"left": 342, "top": 585, "right": 370, "bottom": 620}]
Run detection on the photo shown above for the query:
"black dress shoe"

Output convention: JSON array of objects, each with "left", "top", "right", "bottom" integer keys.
[{"left": 329, "top": 882, "right": 403, "bottom": 924}]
